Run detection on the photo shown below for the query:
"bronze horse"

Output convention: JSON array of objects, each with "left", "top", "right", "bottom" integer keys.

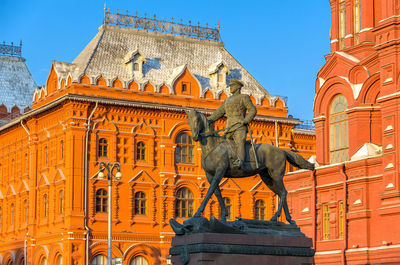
[{"left": 185, "top": 109, "right": 314, "bottom": 224}]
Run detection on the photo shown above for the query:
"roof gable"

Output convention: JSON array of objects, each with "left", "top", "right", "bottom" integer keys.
[
  {"left": 219, "top": 178, "right": 242, "bottom": 191},
  {"left": 129, "top": 170, "right": 157, "bottom": 184},
  {"left": 318, "top": 52, "right": 360, "bottom": 81}
]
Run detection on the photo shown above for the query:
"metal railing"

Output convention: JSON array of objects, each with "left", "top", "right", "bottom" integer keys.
[
  {"left": 294, "top": 120, "right": 315, "bottom": 130},
  {"left": 104, "top": 9, "right": 221, "bottom": 42},
  {"left": 0, "top": 41, "right": 22, "bottom": 57}
]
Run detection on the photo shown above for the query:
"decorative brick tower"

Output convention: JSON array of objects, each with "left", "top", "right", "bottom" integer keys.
[
  {"left": 285, "top": 0, "right": 400, "bottom": 264},
  {"left": 373, "top": 0, "right": 400, "bottom": 216}
]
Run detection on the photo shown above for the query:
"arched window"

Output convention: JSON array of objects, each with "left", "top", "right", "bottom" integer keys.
[
  {"left": 41, "top": 257, "right": 48, "bottom": 265},
  {"left": 339, "top": 0, "right": 346, "bottom": 49},
  {"left": 175, "top": 133, "right": 194, "bottom": 164},
  {"left": 136, "top": 141, "right": 146, "bottom": 161},
  {"left": 56, "top": 255, "right": 63, "bottom": 265},
  {"left": 223, "top": 197, "right": 232, "bottom": 220},
  {"left": 175, "top": 188, "right": 194, "bottom": 218},
  {"left": 96, "top": 189, "right": 108, "bottom": 213},
  {"left": 354, "top": 0, "right": 361, "bottom": 44},
  {"left": 10, "top": 203, "right": 15, "bottom": 225},
  {"left": 130, "top": 256, "right": 149, "bottom": 265},
  {"left": 329, "top": 95, "right": 349, "bottom": 163},
  {"left": 134, "top": 191, "right": 146, "bottom": 215},
  {"left": 91, "top": 255, "right": 107, "bottom": 265},
  {"left": 98, "top": 138, "right": 108, "bottom": 158},
  {"left": 24, "top": 199, "right": 28, "bottom": 223},
  {"left": 44, "top": 194, "right": 48, "bottom": 218},
  {"left": 59, "top": 190, "right": 64, "bottom": 214},
  {"left": 255, "top": 199, "right": 265, "bottom": 220}
]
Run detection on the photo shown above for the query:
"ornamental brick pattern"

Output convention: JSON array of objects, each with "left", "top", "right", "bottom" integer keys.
[
  {"left": 286, "top": 0, "right": 400, "bottom": 264},
  {"left": 0, "top": 17, "right": 314, "bottom": 265}
]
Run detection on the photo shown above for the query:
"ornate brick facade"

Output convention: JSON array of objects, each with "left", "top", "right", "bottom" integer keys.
[
  {"left": 0, "top": 14, "right": 314, "bottom": 265},
  {"left": 286, "top": 0, "right": 400, "bottom": 264}
]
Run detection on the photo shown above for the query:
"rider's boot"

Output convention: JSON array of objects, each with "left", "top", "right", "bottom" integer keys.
[
  {"left": 232, "top": 158, "right": 241, "bottom": 167},
  {"left": 239, "top": 159, "right": 251, "bottom": 172}
]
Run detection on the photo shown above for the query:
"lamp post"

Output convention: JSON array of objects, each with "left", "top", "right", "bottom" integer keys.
[
  {"left": 166, "top": 255, "right": 172, "bottom": 265},
  {"left": 97, "top": 162, "right": 122, "bottom": 265}
]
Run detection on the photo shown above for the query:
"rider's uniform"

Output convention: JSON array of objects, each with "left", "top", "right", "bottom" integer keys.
[{"left": 208, "top": 92, "right": 257, "bottom": 166}]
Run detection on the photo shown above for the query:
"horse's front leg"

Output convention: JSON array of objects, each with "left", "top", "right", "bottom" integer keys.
[
  {"left": 194, "top": 167, "right": 226, "bottom": 218},
  {"left": 206, "top": 172, "right": 227, "bottom": 222}
]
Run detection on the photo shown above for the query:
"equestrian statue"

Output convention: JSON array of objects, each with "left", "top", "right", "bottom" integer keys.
[{"left": 170, "top": 79, "right": 314, "bottom": 235}]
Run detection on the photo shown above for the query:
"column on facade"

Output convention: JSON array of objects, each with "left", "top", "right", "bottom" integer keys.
[
  {"left": 313, "top": 116, "right": 327, "bottom": 165},
  {"left": 359, "top": 0, "right": 375, "bottom": 43},
  {"left": 330, "top": 0, "right": 339, "bottom": 52},
  {"left": 344, "top": 0, "right": 354, "bottom": 47}
]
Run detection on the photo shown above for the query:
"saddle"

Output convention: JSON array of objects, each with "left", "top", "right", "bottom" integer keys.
[{"left": 226, "top": 139, "right": 260, "bottom": 171}]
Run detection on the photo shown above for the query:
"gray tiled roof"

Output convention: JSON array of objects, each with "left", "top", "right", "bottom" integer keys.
[
  {"left": 47, "top": 25, "right": 280, "bottom": 104},
  {"left": 0, "top": 55, "right": 37, "bottom": 111}
]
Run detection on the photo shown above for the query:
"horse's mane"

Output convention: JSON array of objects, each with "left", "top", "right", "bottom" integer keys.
[
  {"left": 198, "top": 112, "right": 214, "bottom": 132},
  {"left": 197, "top": 111, "right": 225, "bottom": 142}
]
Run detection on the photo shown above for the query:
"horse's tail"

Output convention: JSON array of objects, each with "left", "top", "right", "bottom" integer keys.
[{"left": 284, "top": 150, "right": 315, "bottom": 170}]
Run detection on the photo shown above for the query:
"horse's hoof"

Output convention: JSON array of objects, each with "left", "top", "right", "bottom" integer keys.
[
  {"left": 270, "top": 217, "right": 278, "bottom": 222},
  {"left": 289, "top": 220, "right": 297, "bottom": 225}
]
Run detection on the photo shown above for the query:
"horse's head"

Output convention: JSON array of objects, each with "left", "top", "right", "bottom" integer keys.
[{"left": 185, "top": 108, "right": 203, "bottom": 141}]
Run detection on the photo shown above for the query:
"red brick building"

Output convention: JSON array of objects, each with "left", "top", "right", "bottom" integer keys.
[
  {"left": 0, "top": 10, "right": 315, "bottom": 265},
  {"left": 286, "top": 0, "right": 400, "bottom": 264}
]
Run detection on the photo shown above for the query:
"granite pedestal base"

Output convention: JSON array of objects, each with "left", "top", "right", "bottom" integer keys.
[{"left": 170, "top": 233, "right": 315, "bottom": 265}]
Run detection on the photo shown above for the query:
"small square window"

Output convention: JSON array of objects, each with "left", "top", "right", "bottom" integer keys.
[
  {"left": 218, "top": 73, "right": 224, "bottom": 83},
  {"left": 181, "top": 82, "right": 191, "bottom": 94}
]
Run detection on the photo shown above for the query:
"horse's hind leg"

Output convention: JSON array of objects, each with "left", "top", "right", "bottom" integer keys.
[
  {"left": 215, "top": 186, "right": 227, "bottom": 221},
  {"left": 274, "top": 180, "right": 295, "bottom": 224},
  {"left": 259, "top": 169, "right": 282, "bottom": 221},
  {"left": 259, "top": 169, "right": 294, "bottom": 224}
]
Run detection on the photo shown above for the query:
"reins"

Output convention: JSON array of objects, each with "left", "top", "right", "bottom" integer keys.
[
  {"left": 199, "top": 122, "right": 241, "bottom": 137},
  {"left": 196, "top": 113, "right": 223, "bottom": 161}
]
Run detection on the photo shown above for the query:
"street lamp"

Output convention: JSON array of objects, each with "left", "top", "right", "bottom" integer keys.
[
  {"left": 166, "top": 255, "right": 172, "bottom": 265},
  {"left": 97, "top": 162, "right": 122, "bottom": 265}
]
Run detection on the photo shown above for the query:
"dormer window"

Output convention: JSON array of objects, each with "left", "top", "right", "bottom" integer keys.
[
  {"left": 218, "top": 73, "right": 224, "bottom": 83},
  {"left": 125, "top": 49, "right": 146, "bottom": 79},
  {"left": 209, "top": 61, "right": 230, "bottom": 89}
]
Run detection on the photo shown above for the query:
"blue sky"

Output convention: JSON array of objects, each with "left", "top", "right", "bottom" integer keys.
[{"left": 0, "top": 0, "right": 331, "bottom": 121}]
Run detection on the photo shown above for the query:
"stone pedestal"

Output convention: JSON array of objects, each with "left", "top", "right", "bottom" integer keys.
[{"left": 170, "top": 233, "right": 315, "bottom": 265}]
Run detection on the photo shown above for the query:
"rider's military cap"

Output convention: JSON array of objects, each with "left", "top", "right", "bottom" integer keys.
[{"left": 229, "top": 79, "right": 244, "bottom": 88}]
